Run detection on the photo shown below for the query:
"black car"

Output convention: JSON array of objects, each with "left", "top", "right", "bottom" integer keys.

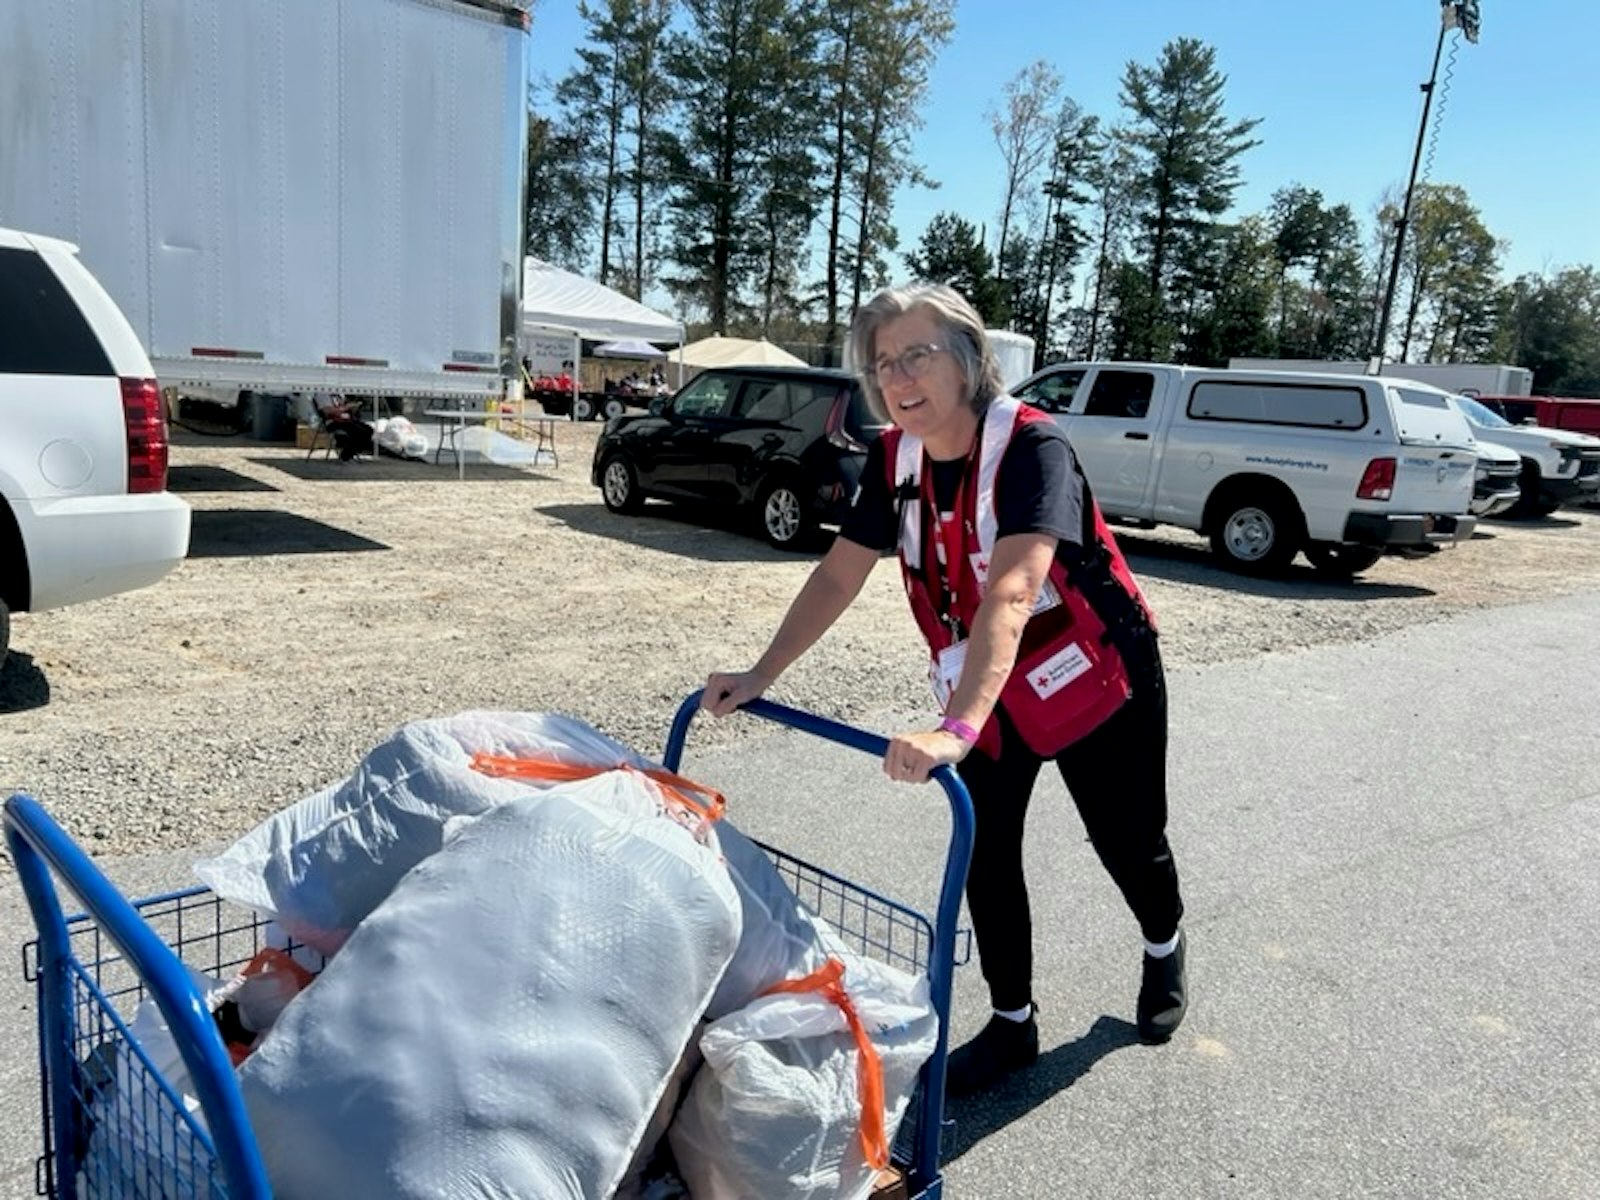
[{"left": 590, "top": 365, "right": 886, "bottom": 548}]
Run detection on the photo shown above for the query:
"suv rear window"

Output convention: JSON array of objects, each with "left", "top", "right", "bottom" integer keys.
[
  {"left": 0, "top": 248, "right": 113, "bottom": 376},
  {"left": 1188, "top": 381, "right": 1367, "bottom": 429}
]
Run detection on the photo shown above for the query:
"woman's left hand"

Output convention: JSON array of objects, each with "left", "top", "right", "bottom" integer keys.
[{"left": 882, "top": 729, "right": 970, "bottom": 784}]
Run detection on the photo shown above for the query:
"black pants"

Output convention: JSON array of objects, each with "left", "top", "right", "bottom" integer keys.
[
  {"left": 330, "top": 418, "right": 374, "bottom": 461},
  {"left": 955, "top": 633, "right": 1183, "bottom": 1011}
]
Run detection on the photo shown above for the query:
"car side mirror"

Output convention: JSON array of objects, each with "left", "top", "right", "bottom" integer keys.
[{"left": 649, "top": 396, "right": 666, "bottom": 416}]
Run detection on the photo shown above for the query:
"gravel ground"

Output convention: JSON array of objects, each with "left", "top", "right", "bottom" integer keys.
[{"left": 4, "top": 420, "right": 1599, "bottom": 864}]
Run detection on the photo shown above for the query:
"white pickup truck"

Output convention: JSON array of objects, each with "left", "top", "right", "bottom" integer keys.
[
  {"left": 1446, "top": 396, "right": 1600, "bottom": 516},
  {"left": 1011, "top": 362, "right": 1481, "bottom": 576}
]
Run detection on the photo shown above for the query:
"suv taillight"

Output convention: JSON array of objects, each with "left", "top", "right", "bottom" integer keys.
[
  {"left": 824, "top": 392, "right": 868, "bottom": 453},
  {"left": 1357, "top": 456, "right": 1396, "bottom": 501},
  {"left": 121, "top": 377, "right": 169, "bottom": 493}
]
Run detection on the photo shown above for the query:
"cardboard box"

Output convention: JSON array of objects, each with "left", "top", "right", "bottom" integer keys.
[{"left": 295, "top": 424, "right": 320, "bottom": 450}]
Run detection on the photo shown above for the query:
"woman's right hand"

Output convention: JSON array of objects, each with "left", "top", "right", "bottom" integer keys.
[{"left": 702, "top": 670, "right": 773, "bottom": 717}]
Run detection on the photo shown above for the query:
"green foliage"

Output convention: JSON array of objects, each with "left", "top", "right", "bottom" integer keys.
[
  {"left": 1116, "top": 37, "right": 1262, "bottom": 358},
  {"left": 1395, "top": 183, "right": 1501, "bottom": 362},
  {"left": 658, "top": 0, "right": 823, "bottom": 332},
  {"left": 1494, "top": 267, "right": 1600, "bottom": 395},
  {"left": 905, "top": 211, "right": 1009, "bottom": 325},
  {"left": 524, "top": 110, "right": 597, "bottom": 269}
]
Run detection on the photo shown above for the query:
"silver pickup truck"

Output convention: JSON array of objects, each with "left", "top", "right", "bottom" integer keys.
[{"left": 1011, "top": 363, "right": 1481, "bottom": 577}]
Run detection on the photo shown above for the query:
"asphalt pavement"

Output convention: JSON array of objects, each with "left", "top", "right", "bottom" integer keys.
[{"left": 3, "top": 588, "right": 1597, "bottom": 1198}]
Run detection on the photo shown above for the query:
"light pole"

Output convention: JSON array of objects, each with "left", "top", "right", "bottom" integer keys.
[{"left": 1372, "top": 2, "right": 1480, "bottom": 366}]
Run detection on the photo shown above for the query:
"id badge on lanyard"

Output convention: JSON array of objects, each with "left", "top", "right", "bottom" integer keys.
[{"left": 928, "top": 488, "right": 972, "bottom": 711}]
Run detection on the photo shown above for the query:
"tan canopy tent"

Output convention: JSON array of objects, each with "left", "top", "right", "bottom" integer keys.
[{"left": 674, "top": 336, "right": 806, "bottom": 369}]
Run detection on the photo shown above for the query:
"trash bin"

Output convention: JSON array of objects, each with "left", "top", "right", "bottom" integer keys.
[{"left": 248, "top": 392, "right": 294, "bottom": 442}]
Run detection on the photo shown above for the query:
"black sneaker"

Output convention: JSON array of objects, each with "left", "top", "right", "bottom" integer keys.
[
  {"left": 1137, "top": 931, "right": 1187, "bottom": 1044},
  {"left": 945, "top": 1007, "right": 1039, "bottom": 1098}
]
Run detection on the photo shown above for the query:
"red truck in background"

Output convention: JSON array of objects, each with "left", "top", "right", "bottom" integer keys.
[{"left": 1479, "top": 395, "right": 1600, "bottom": 437}]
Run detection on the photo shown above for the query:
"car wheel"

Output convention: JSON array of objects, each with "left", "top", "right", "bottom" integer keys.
[
  {"left": 1208, "top": 491, "right": 1301, "bottom": 573},
  {"left": 573, "top": 394, "right": 597, "bottom": 422},
  {"left": 1304, "top": 542, "right": 1383, "bottom": 578},
  {"left": 601, "top": 396, "right": 628, "bottom": 420},
  {"left": 600, "top": 455, "right": 644, "bottom": 514},
  {"left": 757, "top": 479, "right": 814, "bottom": 549}
]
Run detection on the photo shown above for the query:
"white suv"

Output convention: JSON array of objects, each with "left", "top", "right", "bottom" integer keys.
[{"left": 0, "top": 227, "right": 190, "bottom": 663}]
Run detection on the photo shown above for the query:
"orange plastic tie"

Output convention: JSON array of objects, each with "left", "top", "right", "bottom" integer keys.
[
  {"left": 468, "top": 752, "right": 727, "bottom": 825},
  {"left": 763, "top": 957, "right": 889, "bottom": 1171}
]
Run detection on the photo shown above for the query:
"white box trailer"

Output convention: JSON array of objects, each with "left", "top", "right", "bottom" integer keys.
[
  {"left": 1229, "top": 358, "right": 1533, "bottom": 398},
  {"left": 0, "top": 0, "right": 529, "bottom": 406}
]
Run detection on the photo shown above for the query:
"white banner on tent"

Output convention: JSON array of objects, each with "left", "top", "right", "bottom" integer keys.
[{"left": 523, "top": 332, "right": 574, "bottom": 376}]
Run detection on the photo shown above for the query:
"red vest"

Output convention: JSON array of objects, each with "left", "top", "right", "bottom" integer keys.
[{"left": 886, "top": 396, "right": 1155, "bottom": 758}]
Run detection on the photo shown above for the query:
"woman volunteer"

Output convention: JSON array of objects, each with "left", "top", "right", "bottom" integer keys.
[{"left": 702, "top": 284, "right": 1187, "bottom": 1097}]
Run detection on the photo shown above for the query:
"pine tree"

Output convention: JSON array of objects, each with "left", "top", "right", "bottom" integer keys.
[{"left": 1118, "top": 38, "right": 1261, "bottom": 359}]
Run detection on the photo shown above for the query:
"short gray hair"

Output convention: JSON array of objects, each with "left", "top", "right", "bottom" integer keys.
[{"left": 848, "top": 284, "right": 1005, "bottom": 421}]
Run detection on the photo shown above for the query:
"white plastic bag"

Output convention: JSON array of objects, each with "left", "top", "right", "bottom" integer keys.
[
  {"left": 670, "top": 953, "right": 938, "bottom": 1200},
  {"left": 194, "top": 712, "right": 661, "bottom": 954},
  {"left": 373, "top": 415, "right": 430, "bottom": 460},
  {"left": 240, "top": 778, "right": 742, "bottom": 1200},
  {"left": 705, "top": 821, "right": 832, "bottom": 1020}
]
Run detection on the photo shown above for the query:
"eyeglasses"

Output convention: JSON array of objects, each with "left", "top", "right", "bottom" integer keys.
[{"left": 873, "top": 343, "right": 946, "bottom": 385}]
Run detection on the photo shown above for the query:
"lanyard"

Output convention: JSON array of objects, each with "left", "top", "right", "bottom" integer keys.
[{"left": 922, "top": 444, "right": 979, "bottom": 642}]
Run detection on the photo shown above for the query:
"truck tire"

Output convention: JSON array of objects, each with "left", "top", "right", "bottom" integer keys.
[
  {"left": 1510, "top": 460, "right": 1543, "bottom": 518},
  {"left": 1304, "top": 542, "right": 1383, "bottom": 578},
  {"left": 1208, "top": 488, "right": 1302, "bottom": 573}
]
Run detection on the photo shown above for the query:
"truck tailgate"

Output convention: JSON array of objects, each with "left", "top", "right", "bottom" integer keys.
[{"left": 1391, "top": 443, "right": 1475, "bottom": 513}]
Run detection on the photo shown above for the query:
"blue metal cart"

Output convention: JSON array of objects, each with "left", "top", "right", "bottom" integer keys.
[{"left": 7, "top": 692, "right": 975, "bottom": 1199}]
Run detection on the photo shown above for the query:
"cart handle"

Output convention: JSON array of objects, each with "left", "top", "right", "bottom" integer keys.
[
  {"left": 663, "top": 691, "right": 974, "bottom": 1181},
  {"left": 4, "top": 794, "right": 272, "bottom": 1200}
]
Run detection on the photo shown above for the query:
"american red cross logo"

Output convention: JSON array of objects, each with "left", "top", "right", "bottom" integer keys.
[
  {"left": 1035, "top": 674, "right": 1049, "bottom": 687},
  {"left": 977, "top": 559, "right": 988, "bottom": 571}
]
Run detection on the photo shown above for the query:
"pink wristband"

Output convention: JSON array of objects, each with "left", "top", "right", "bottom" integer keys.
[{"left": 939, "top": 716, "right": 979, "bottom": 745}]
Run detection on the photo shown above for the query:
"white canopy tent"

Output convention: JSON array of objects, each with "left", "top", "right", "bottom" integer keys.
[{"left": 520, "top": 258, "right": 683, "bottom": 345}]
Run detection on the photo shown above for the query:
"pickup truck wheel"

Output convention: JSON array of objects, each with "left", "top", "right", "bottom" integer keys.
[
  {"left": 1209, "top": 494, "right": 1300, "bottom": 573},
  {"left": 600, "top": 455, "right": 644, "bottom": 513},
  {"left": 1509, "top": 460, "right": 1543, "bottom": 518},
  {"left": 757, "top": 478, "right": 815, "bottom": 550},
  {"left": 1304, "top": 543, "right": 1383, "bottom": 578}
]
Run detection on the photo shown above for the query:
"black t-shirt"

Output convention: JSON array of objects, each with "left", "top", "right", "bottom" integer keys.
[{"left": 839, "top": 418, "right": 1086, "bottom": 554}]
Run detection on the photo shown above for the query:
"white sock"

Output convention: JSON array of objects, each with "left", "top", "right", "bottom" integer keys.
[
  {"left": 994, "top": 1004, "right": 1033, "bottom": 1023},
  {"left": 1144, "top": 932, "right": 1181, "bottom": 959}
]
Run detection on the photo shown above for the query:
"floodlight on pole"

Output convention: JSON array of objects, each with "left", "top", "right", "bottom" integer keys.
[{"left": 1372, "top": 2, "right": 1481, "bottom": 366}]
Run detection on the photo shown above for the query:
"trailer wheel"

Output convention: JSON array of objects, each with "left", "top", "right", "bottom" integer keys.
[
  {"left": 573, "top": 395, "right": 597, "bottom": 421},
  {"left": 601, "top": 396, "right": 628, "bottom": 421}
]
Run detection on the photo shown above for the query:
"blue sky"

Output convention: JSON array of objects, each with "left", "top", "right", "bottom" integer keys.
[{"left": 527, "top": 0, "right": 1598, "bottom": 289}]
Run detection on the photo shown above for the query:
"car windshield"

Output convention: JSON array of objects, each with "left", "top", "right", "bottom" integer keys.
[{"left": 1454, "top": 396, "right": 1513, "bottom": 429}]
